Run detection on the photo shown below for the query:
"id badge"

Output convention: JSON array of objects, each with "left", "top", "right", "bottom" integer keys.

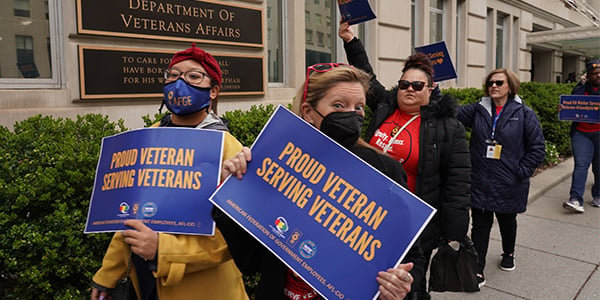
[{"left": 485, "top": 140, "right": 502, "bottom": 159}]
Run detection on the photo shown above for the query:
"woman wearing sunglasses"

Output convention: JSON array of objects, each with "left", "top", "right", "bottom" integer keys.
[
  {"left": 214, "top": 64, "right": 425, "bottom": 300},
  {"left": 339, "top": 23, "right": 471, "bottom": 300},
  {"left": 456, "top": 69, "right": 545, "bottom": 286}
]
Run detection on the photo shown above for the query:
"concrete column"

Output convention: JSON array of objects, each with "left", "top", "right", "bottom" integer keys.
[
  {"left": 413, "top": 0, "right": 429, "bottom": 47},
  {"left": 465, "top": 0, "right": 488, "bottom": 87},
  {"left": 455, "top": 0, "right": 468, "bottom": 86},
  {"left": 519, "top": 10, "right": 533, "bottom": 82},
  {"left": 486, "top": 8, "right": 497, "bottom": 74},
  {"left": 552, "top": 50, "right": 564, "bottom": 83}
]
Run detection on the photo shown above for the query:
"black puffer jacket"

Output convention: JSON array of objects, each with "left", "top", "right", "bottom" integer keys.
[{"left": 344, "top": 38, "right": 471, "bottom": 251}]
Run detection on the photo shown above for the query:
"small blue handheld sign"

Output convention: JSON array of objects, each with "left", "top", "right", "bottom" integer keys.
[
  {"left": 414, "top": 41, "right": 457, "bottom": 82},
  {"left": 338, "top": 0, "right": 377, "bottom": 25},
  {"left": 559, "top": 95, "right": 600, "bottom": 123}
]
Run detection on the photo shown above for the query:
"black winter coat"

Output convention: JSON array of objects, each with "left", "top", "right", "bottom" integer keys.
[
  {"left": 213, "top": 145, "right": 425, "bottom": 300},
  {"left": 344, "top": 38, "right": 471, "bottom": 251},
  {"left": 457, "top": 96, "right": 546, "bottom": 213}
]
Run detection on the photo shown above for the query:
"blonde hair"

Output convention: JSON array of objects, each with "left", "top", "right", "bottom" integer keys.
[
  {"left": 483, "top": 68, "right": 520, "bottom": 97},
  {"left": 292, "top": 65, "right": 371, "bottom": 117}
]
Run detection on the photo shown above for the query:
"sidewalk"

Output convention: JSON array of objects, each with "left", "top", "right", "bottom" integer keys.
[{"left": 430, "top": 157, "right": 600, "bottom": 300}]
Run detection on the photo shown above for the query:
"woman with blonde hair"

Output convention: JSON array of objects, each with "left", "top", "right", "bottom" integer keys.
[{"left": 215, "top": 63, "right": 425, "bottom": 300}]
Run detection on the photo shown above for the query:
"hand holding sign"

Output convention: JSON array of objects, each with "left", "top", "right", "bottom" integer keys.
[
  {"left": 222, "top": 146, "right": 252, "bottom": 180},
  {"left": 339, "top": 22, "right": 355, "bottom": 43},
  {"left": 122, "top": 219, "right": 158, "bottom": 261},
  {"left": 377, "top": 262, "right": 414, "bottom": 300}
]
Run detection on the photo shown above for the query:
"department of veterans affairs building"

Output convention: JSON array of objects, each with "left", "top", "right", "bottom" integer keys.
[{"left": 1, "top": 0, "right": 598, "bottom": 129}]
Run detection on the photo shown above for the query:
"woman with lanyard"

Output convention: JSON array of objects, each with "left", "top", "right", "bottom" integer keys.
[
  {"left": 457, "top": 69, "right": 545, "bottom": 286},
  {"left": 339, "top": 22, "right": 471, "bottom": 300}
]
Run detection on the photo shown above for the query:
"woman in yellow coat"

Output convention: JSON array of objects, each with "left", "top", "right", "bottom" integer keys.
[{"left": 91, "top": 44, "right": 248, "bottom": 300}]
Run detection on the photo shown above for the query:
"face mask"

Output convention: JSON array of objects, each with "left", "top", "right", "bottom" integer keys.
[
  {"left": 316, "top": 110, "right": 364, "bottom": 149},
  {"left": 163, "top": 79, "right": 212, "bottom": 116}
]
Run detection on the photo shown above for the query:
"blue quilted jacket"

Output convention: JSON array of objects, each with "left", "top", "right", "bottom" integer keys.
[{"left": 457, "top": 96, "right": 545, "bottom": 213}]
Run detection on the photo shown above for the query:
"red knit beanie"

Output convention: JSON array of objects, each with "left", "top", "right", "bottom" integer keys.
[{"left": 168, "top": 43, "right": 222, "bottom": 86}]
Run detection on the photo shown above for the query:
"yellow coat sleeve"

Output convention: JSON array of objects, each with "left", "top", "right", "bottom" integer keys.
[
  {"left": 92, "top": 233, "right": 130, "bottom": 289},
  {"left": 151, "top": 131, "right": 243, "bottom": 285}
]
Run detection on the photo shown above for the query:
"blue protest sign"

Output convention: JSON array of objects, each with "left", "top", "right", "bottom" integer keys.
[
  {"left": 559, "top": 95, "right": 600, "bottom": 123},
  {"left": 210, "top": 106, "right": 435, "bottom": 300},
  {"left": 85, "top": 127, "right": 224, "bottom": 235},
  {"left": 338, "top": 0, "right": 376, "bottom": 25},
  {"left": 414, "top": 41, "right": 457, "bottom": 82}
]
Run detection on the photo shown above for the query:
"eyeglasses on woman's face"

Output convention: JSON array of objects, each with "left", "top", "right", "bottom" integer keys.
[
  {"left": 486, "top": 80, "right": 505, "bottom": 87},
  {"left": 398, "top": 80, "right": 428, "bottom": 91},
  {"left": 164, "top": 68, "right": 209, "bottom": 86},
  {"left": 302, "top": 63, "right": 350, "bottom": 103}
]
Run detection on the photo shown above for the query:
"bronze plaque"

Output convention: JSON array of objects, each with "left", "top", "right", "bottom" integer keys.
[
  {"left": 77, "top": 0, "right": 263, "bottom": 47},
  {"left": 78, "top": 45, "right": 264, "bottom": 99}
]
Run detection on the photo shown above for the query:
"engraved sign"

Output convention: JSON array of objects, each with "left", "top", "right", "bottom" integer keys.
[
  {"left": 77, "top": 0, "right": 263, "bottom": 47},
  {"left": 78, "top": 46, "right": 264, "bottom": 99}
]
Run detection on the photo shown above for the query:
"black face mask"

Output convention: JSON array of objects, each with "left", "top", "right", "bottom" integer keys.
[{"left": 314, "top": 110, "right": 364, "bottom": 149}]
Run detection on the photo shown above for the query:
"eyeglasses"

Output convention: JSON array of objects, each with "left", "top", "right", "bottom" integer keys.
[
  {"left": 302, "top": 63, "right": 350, "bottom": 103},
  {"left": 164, "top": 68, "right": 209, "bottom": 85},
  {"left": 398, "top": 80, "right": 428, "bottom": 91},
  {"left": 486, "top": 80, "right": 505, "bottom": 87}
]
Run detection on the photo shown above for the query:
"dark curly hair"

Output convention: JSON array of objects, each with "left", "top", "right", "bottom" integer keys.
[{"left": 402, "top": 52, "right": 434, "bottom": 85}]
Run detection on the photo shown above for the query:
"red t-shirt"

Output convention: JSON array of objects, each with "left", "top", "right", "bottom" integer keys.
[
  {"left": 575, "top": 87, "right": 600, "bottom": 132},
  {"left": 495, "top": 105, "right": 503, "bottom": 116},
  {"left": 369, "top": 110, "right": 421, "bottom": 192},
  {"left": 283, "top": 269, "right": 322, "bottom": 300},
  {"left": 576, "top": 122, "right": 600, "bottom": 132}
]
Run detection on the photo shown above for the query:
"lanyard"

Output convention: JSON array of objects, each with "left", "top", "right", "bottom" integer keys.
[
  {"left": 491, "top": 106, "right": 503, "bottom": 140},
  {"left": 383, "top": 114, "right": 420, "bottom": 154}
]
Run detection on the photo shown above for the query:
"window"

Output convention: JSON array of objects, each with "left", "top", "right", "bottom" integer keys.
[
  {"left": 2, "top": 0, "right": 60, "bottom": 86},
  {"left": 305, "top": 0, "right": 337, "bottom": 66},
  {"left": 15, "top": 35, "right": 38, "bottom": 78},
  {"left": 496, "top": 12, "right": 507, "bottom": 69},
  {"left": 430, "top": 0, "right": 444, "bottom": 43},
  {"left": 15, "top": 35, "right": 33, "bottom": 62},
  {"left": 14, "top": 0, "right": 31, "bottom": 17},
  {"left": 306, "top": 29, "right": 314, "bottom": 44},
  {"left": 267, "top": 0, "right": 285, "bottom": 83}
]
